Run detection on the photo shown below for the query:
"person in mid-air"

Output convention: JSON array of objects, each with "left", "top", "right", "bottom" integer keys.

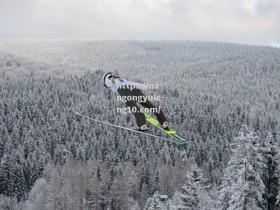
[{"left": 103, "top": 72, "right": 170, "bottom": 131}]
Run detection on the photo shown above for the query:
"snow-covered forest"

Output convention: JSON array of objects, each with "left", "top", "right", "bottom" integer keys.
[{"left": 0, "top": 40, "right": 280, "bottom": 209}]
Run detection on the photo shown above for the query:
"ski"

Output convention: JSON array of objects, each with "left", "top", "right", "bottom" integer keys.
[
  {"left": 144, "top": 113, "right": 188, "bottom": 143},
  {"left": 74, "top": 111, "right": 182, "bottom": 144}
]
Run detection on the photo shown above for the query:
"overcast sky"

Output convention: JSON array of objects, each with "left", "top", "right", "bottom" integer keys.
[{"left": 0, "top": 0, "right": 279, "bottom": 46}]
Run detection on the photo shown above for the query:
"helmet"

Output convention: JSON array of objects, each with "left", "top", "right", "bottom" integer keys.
[{"left": 103, "top": 72, "right": 114, "bottom": 88}]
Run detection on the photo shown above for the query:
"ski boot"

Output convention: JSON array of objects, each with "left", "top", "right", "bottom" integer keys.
[
  {"left": 131, "top": 124, "right": 149, "bottom": 132},
  {"left": 160, "top": 121, "right": 170, "bottom": 130}
]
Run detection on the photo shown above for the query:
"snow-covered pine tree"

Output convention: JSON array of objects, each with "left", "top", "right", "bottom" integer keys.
[
  {"left": 261, "top": 132, "right": 280, "bottom": 210},
  {"left": 0, "top": 195, "right": 17, "bottom": 210},
  {"left": 144, "top": 192, "right": 161, "bottom": 210},
  {"left": 0, "top": 154, "right": 15, "bottom": 197},
  {"left": 218, "top": 126, "right": 265, "bottom": 210},
  {"left": 179, "top": 167, "right": 201, "bottom": 210}
]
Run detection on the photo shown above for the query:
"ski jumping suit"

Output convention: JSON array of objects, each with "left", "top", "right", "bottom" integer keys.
[{"left": 105, "top": 77, "right": 168, "bottom": 127}]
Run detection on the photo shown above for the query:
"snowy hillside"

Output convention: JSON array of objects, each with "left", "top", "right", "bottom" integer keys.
[{"left": 0, "top": 40, "right": 280, "bottom": 209}]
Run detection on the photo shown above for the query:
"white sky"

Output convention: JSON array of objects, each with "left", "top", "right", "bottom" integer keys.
[{"left": 0, "top": 0, "right": 279, "bottom": 46}]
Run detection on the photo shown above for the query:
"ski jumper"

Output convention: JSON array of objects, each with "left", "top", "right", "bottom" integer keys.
[{"left": 104, "top": 76, "right": 168, "bottom": 127}]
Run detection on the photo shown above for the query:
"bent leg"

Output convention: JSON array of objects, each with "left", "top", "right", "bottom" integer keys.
[
  {"left": 134, "top": 89, "right": 168, "bottom": 125},
  {"left": 140, "top": 99, "right": 168, "bottom": 125}
]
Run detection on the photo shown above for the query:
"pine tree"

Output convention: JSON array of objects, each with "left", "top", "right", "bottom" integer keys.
[
  {"left": 0, "top": 195, "right": 17, "bottom": 210},
  {"left": 0, "top": 126, "right": 8, "bottom": 159},
  {"left": 218, "top": 126, "right": 265, "bottom": 210},
  {"left": 261, "top": 132, "right": 280, "bottom": 210},
  {"left": 13, "top": 150, "right": 27, "bottom": 201},
  {"left": 179, "top": 168, "right": 201, "bottom": 210},
  {"left": 144, "top": 192, "right": 161, "bottom": 210},
  {"left": 0, "top": 154, "right": 15, "bottom": 197}
]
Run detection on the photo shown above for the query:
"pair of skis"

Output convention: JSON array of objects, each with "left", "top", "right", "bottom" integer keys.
[{"left": 74, "top": 111, "right": 188, "bottom": 144}]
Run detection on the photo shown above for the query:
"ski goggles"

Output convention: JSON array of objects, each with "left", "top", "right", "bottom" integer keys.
[{"left": 103, "top": 73, "right": 114, "bottom": 88}]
